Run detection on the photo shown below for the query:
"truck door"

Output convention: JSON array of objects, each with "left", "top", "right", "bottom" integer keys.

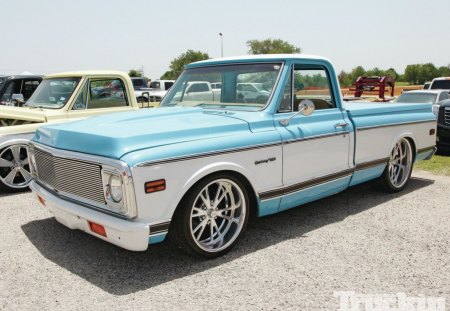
[{"left": 273, "top": 63, "right": 352, "bottom": 211}]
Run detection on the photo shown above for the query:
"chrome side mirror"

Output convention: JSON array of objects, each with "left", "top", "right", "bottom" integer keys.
[
  {"left": 10, "top": 93, "right": 25, "bottom": 106},
  {"left": 298, "top": 99, "right": 315, "bottom": 116},
  {"left": 280, "top": 99, "right": 315, "bottom": 126}
]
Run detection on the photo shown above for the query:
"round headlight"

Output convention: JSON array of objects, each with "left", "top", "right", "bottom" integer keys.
[{"left": 108, "top": 174, "right": 123, "bottom": 203}]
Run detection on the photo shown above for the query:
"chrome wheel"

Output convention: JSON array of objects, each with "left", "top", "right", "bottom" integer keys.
[
  {"left": 0, "top": 144, "right": 32, "bottom": 190},
  {"left": 387, "top": 138, "right": 413, "bottom": 189},
  {"left": 189, "top": 178, "right": 247, "bottom": 253}
]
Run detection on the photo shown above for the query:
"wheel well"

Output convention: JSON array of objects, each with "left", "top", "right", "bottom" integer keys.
[
  {"left": 174, "top": 170, "right": 259, "bottom": 220},
  {"left": 405, "top": 137, "right": 417, "bottom": 161}
]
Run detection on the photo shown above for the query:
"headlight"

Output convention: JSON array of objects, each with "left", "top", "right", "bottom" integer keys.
[
  {"left": 101, "top": 165, "right": 137, "bottom": 219},
  {"left": 107, "top": 174, "right": 123, "bottom": 203},
  {"left": 432, "top": 104, "right": 440, "bottom": 117}
]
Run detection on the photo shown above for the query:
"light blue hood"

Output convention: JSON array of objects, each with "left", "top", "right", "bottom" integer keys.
[{"left": 32, "top": 107, "right": 251, "bottom": 159}]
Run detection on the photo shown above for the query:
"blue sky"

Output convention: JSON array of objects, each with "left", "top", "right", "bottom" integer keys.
[{"left": 1, "top": 0, "right": 449, "bottom": 79}]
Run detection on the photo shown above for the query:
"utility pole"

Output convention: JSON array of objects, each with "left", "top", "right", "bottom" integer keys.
[{"left": 219, "top": 33, "right": 223, "bottom": 57}]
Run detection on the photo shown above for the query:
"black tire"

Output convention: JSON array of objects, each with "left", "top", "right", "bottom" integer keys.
[
  {"left": 170, "top": 173, "right": 250, "bottom": 258},
  {"left": 380, "top": 138, "right": 414, "bottom": 192}
]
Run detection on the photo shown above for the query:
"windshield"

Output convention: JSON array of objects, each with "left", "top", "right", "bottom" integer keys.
[
  {"left": 395, "top": 92, "right": 437, "bottom": 104},
  {"left": 160, "top": 63, "right": 282, "bottom": 111},
  {"left": 430, "top": 80, "right": 450, "bottom": 89},
  {"left": 26, "top": 77, "right": 80, "bottom": 108}
]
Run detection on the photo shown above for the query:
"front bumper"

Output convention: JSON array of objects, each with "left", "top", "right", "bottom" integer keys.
[{"left": 30, "top": 180, "right": 150, "bottom": 251}]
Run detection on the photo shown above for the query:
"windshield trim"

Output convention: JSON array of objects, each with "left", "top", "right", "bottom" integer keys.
[
  {"left": 26, "top": 77, "right": 82, "bottom": 109},
  {"left": 160, "top": 62, "right": 285, "bottom": 112}
]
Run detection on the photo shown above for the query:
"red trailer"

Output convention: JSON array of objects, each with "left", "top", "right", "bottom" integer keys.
[{"left": 349, "top": 76, "right": 395, "bottom": 101}]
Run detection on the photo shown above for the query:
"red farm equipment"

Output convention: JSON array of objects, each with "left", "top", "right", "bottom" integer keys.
[{"left": 348, "top": 76, "right": 395, "bottom": 102}]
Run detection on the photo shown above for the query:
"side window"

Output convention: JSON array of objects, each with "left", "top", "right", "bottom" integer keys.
[
  {"left": 87, "top": 78, "right": 128, "bottom": 109},
  {"left": 293, "top": 66, "right": 336, "bottom": 110},
  {"left": 164, "top": 82, "right": 174, "bottom": 90},
  {"left": 438, "top": 92, "right": 448, "bottom": 101},
  {"left": 0, "top": 82, "right": 14, "bottom": 103},
  {"left": 22, "top": 80, "right": 41, "bottom": 100}
]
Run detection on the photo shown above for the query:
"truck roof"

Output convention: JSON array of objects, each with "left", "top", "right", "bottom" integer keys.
[
  {"left": 188, "top": 54, "right": 332, "bottom": 68},
  {"left": 45, "top": 70, "right": 129, "bottom": 79}
]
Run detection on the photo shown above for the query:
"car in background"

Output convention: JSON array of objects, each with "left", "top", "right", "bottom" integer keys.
[
  {"left": 423, "top": 81, "right": 431, "bottom": 89},
  {"left": 131, "top": 77, "right": 148, "bottom": 90},
  {"left": 395, "top": 90, "right": 449, "bottom": 116},
  {"left": 134, "top": 79, "right": 175, "bottom": 106},
  {"left": 0, "top": 75, "right": 43, "bottom": 106},
  {"left": 429, "top": 77, "right": 450, "bottom": 90},
  {"left": 435, "top": 99, "right": 450, "bottom": 152}
]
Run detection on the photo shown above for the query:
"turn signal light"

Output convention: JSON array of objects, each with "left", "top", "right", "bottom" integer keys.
[
  {"left": 88, "top": 221, "right": 107, "bottom": 237},
  {"left": 37, "top": 195, "right": 46, "bottom": 206},
  {"left": 145, "top": 179, "right": 166, "bottom": 193}
]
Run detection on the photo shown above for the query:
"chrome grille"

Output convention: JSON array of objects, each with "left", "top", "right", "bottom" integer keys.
[
  {"left": 34, "top": 148, "right": 105, "bottom": 204},
  {"left": 445, "top": 107, "right": 450, "bottom": 125}
]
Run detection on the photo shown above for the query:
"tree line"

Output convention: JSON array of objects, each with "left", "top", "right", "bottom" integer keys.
[
  {"left": 338, "top": 63, "right": 450, "bottom": 86},
  {"left": 128, "top": 38, "right": 450, "bottom": 85}
]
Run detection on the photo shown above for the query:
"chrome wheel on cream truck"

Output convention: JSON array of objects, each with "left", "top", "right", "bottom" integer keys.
[{"left": 0, "top": 144, "right": 32, "bottom": 192}]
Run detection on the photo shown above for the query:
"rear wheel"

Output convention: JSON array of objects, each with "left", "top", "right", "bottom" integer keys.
[
  {"left": 0, "top": 144, "right": 32, "bottom": 192},
  {"left": 381, "top": 138, "right": 413, "bottom": 192},
  {"left": 171, "top": 173, "right": 249, "bottom": 258}
]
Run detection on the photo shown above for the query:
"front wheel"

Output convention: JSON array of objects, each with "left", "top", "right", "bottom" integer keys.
[
  {"left": 381, "top": 138, "right": 414, "bottom": 192},
  {"left": 0, "top": 144, "right": 33, "bottom": 192},
  {"left": 171, "top": 174, "right": 250, "bottom": 258}
]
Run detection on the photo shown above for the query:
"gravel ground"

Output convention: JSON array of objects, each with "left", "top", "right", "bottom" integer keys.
[{"left": 0, "top": 170, "right": 448, "bottom": 311}]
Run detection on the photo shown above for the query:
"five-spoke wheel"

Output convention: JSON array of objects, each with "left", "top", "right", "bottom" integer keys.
[
  {"left": 171, "top": 174, "right": 249, "bottom": 258},
  {"left": 0, "top": 144, "right": 32, "bottom": 192}
]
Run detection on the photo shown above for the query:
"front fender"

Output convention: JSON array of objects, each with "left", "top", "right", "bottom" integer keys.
[{"left": 0, "top": 135, "right": 34, "bottom": 150}]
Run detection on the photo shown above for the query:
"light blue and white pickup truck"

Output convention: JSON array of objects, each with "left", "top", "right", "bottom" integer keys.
[{"left": 28, "top": 55, "right": 437, "bottom": 258}]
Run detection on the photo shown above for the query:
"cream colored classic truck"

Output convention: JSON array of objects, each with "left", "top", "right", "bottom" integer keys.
[{"left": 0, "top": 71, "right": 143, "bottom": 191}]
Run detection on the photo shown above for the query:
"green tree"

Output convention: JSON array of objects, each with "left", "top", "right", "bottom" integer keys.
[
  {"left": 160, "top": 49, "right": 210, "bottom": 80},
  {"left": 438, "top": 66, "right": 450, "bottom": 77},
  {"left": 385, "top": 68, "right": 399, "bottom": 80},
  {"left": 404, "top": 64, "right": 420, "bottom": 84},
  {"left": 246, "top": 38, "right": 301, "bottom": 54},
  {"left": 350, "top": 66, "right": 366, "bottom": 83},
  {"left": 128, "top": 69, "right": 141, "bottom": 77},
  {"left": 338, "top": 70, "right": 352, "bottom": 86},
  {"left": 418, "top": 63, "right": 438, "bottom": 84}
]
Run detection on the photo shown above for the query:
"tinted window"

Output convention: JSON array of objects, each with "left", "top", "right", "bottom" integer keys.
[
  {"left": 150, "top": 81, "right": 160, "bottom": 89},
  {"left": 438, "top": 92, "right": 449, "bottom": 101},
  {"left": 430, "top": 80, "right": 450, "bottom": 89},
  {"left": 164, "top": 81, "right": 174, "bottom": 90}
]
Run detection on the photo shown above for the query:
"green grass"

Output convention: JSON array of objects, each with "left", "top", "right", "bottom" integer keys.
[
  {"left": 394, "top": 81, "right": 410, "bottom": 86},
  {"left": 415, "top": 154, "right": 450, "bottom": 176}
]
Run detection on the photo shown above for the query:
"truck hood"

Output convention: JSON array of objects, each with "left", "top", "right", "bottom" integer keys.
[
  {"left": 0, "top": 105, "right": 48, "bottom": 122},
  {"left": 33, "top": 107, "right": 251, "bottom": 159}
]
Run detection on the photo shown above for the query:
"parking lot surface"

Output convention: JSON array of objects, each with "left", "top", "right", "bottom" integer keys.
[{"left": 0, "top": 170, "right": 448, "bottom": 310}]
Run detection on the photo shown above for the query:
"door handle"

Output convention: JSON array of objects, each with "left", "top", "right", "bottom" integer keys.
[{"left": 335, "top": 122, "right": 349, "bottom": 128}]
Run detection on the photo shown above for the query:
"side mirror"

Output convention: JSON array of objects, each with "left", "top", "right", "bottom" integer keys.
[
  {"left": 10, "top": 94, "right": 25, "bottom": 106},
  {"left": 279, "top": 99, "right": 315, "bottom": 126},
  {"left": 298, "top": 99, "right": 315, "bottom": 116}
]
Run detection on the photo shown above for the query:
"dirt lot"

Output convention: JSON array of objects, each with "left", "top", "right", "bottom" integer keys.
[{"left": 0, "top": 170, "right": 448, "bottom": 310}]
